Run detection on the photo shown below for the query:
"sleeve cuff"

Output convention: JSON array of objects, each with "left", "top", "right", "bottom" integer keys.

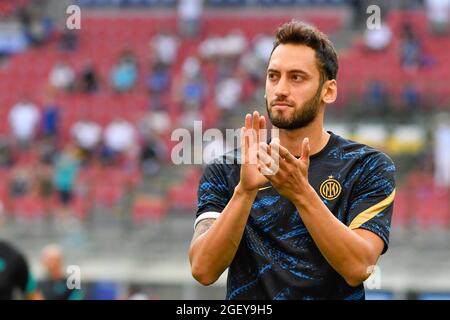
[{"left": 194, "top": 211, "right": 221, "bottom": 230}]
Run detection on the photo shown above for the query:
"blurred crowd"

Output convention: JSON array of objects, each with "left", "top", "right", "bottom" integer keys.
[{"left": 0, "top": 0, "right": 448, "bottom": 224}]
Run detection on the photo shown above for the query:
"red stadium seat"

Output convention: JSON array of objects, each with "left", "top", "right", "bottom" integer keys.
[{"left": 132, "top": 195, "right": 167, "bottom": 223}]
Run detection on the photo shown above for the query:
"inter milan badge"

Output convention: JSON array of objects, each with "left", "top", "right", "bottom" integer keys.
[{"left": 320, "top": 176, "right": 342, "bottom": 201}]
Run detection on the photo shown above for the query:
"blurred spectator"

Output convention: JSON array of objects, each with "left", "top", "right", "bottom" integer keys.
[
  {"left": 0, "top": 139, "right": 13, "bottom": 167},
  {"left": 434, "top": 122, "right": 450, "bottom": 187},
  {"left": 0, "top": 240, "right": 42, "bottom": 300},
  {"left": 425, "top": 0, "right": 450, "bottom": 35},
  {"left": 38, "top": 140, "right": 58, "bottom": 166},
  {"left": 199, "top": 31, "right": 247, "bottom": 62},
  {"left": 177, "top": 56, "right": 205, "bottom": 112},
  {"left": 365, "top": 79, "right": 389, "bottom": 115},
  {"left": 40, "top": 244, "right": 83, "bottom": 300},
  {"left": 8, "top": 98, "right": 40, "bottom": 147},
  {"left": 41, "top": 98, "right": 60, "bottom": 139},
  {"left": 34, "top": 160, "right": 53, "bottom": 206},
  {"left": 199, "top": 34, "right": 222, "bottom": 60},
  {"left": 182, "top": 77, "right": 205, "bottom": 113},
  {"left": 111, "top": 50, "right": 138, "bottom": 93},
  {"left": 172, "top": 57, "right": 205, "bottom": 129},
  {"left": 364, "top": 22, "right": 393, "bottom": 51},
  {"left": 48, "top": 62, "right": 75, "bottom": 92},
  {"left": 240, "top": 34, "right": 274, "bottom": 85},
  {"left": 222, "top": 30, "right": 248, "bottom": 59},
  {"left": 146, "top": 61, "right": 170, "bottom": 99},
  {"left": 182, "top": 55, "right": 201, "bottom": 79},
  {"left": 59, "top": 29, "right": 78, "bottom": 52},
  {"left": 253, "top": 34, "right": 275, "bottom": 63},
  {"left": 177, "top": 0, "right": 203, "bottom": 38},
  {"left": 400, "top": 23, "right": 422, "bottom": 73},
  {"left": 126, "top": 284, "right": 149, "bottom": 300},
  {"left": 151, "top": 30, "right": 179, "bottom": 67},
  {"left": 17, "top": 7, "right": 32, "bottom": 38},
  {"left": 402, "top": 83, "right": 421, "bottom": 112},
  {"left": 53, "top": 146, "right": 80, "bottom": 218},
  {"left": 103, "top": 118, "right": 137, "bottom": 157},
  {"left": 139, "top": 110, "right": 171, "bottom": 138},
  {"left": 9, "top": 167, "right": 31, "bottom": 198},
  {"left": 71, "top": 118, "right": 102, "bottom": 162},
  {"left": 240, "top": 50, "right": 264, "bottom": 85},
  {"left": 17, "top": 7, "right": 53, "bottom": 47},
  {"left": 349, "top": 0, "right": 366, "bottom": 28},
  {"left": 79, "top": 63, "right": 99, "bottom": 94},
  {"left": 0, "top": 26, "right": 28, "bottom": 62},
  {"left": 140, "top": 137, "right": 165, "bottom": 177},
  {"left": 215, "top": 75, "right": 242, "bottom": 112}
]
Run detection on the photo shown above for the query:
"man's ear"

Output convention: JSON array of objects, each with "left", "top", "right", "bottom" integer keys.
[{"left": 322, "top": 79, "right": 337, "bottom": 104}]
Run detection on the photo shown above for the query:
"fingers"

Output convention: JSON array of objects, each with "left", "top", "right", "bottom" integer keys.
[
  {"left": 245, "top": 113, "right": 251, "bottom": 130},
  {"left": 270, "top": 141, "right": 296, "bottom": 164},
  {"left": 251, "top": 111, "right": 259, "bottom": 144},
  {"left": 257, "top": 142, "right": 283, "bottom": 175},
  {"left": 252, "top": 111, "right": 260, "bottom": 132},
  {"left": 257, "top": 154, "right": 275, "bottom": 176},
  {"left": 243, "top": 111, "right": 270, "bottom": 165},
  {"left": 259, "top": 115, "right": 267, "bottom": 143},
  {"left": 300, "top": 137, "right": 310, "bottom": 166},
  {"left": 256, "top": 143, "right": 271, "bottom": 166},
  {"left": 266, "top": 143, "right": 285, "bottom": 171},
  {"left": 271, "top": 127, "right": 279, "bottom": 144},
  {"left": 240, "top": 127, "right": 249, "bottom": 164}
]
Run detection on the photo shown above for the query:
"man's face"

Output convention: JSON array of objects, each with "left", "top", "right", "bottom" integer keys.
[{"left": 265, "top": 43, "right": 324, "bottom": 130}]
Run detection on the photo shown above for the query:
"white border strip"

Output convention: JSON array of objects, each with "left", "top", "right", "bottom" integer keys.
[{"left": 194, "top": 211, "right": 221, "bottom": 230}]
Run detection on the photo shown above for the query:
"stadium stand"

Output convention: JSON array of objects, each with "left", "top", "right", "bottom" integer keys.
[{"left": 0, "top": 0, "right": 449, "bottom": 299}]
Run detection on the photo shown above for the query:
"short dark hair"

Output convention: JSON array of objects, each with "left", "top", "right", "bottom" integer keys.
[{"left": 271, "top": 20, "right": 339, "bottom": 81}]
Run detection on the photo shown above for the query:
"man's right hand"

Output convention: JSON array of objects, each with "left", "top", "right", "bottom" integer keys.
[{"left": 239, "top": 111, "right": 269, "bottom": 194}]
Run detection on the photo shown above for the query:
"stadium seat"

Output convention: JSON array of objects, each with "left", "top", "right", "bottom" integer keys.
[{"left": 131, "top": 195, "right": 167, "bottom": 223}]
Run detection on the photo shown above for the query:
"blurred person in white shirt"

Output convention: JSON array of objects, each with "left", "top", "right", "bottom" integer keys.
[
  {"left": 8, "top": 97, "right": 40, "bottom": 147},
  {"left": 48, "top": 61, "right": 75, "bottom": 92},
  {"left": 104, "top": 118, "right": 137, "bottom": 154},
  {"left": 152, "top": 30, "right": 179, "bottom": 67},
  {"left": 364, "top": 23, "right": 393, "bottom": 51},
  {"left": 71, "top": 118, "right": 102, "bottom": 162},
  {"left": 426, "top": 0, "right": 450, "bottom": 35},
  {"left": 435, "top": 122, "right": 450, "bottom": 187},
  {"left": 215, "top": 76, "right": 242, "bottom": 112},
  {"left": 178, "top": 0, "right": 204, "bottom": 38}
]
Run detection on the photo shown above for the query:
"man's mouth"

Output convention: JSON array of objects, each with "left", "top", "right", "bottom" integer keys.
[{"left": 271, "top": 102, "right": 293, "bottom": 109}]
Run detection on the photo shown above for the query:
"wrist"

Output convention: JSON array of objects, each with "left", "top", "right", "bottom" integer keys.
[
  {"left": 235, "top": 183, "right": 258, "bottom": 199},
  {"left": 292, "top": 184, "right": 316, "bottom": 208}
]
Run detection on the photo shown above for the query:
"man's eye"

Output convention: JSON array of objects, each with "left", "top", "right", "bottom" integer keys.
[
  {"left": 268, "top": 73, "right": 277, "bottom": 80},
  {"left": 292, "top": 75, "right": 303, "bottom": 81}
]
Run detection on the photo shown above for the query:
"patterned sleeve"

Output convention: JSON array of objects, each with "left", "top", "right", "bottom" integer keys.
[
  {"left": 345, "top": 152, "right": 396, "bottom": 254},
  {"left": 195, "top": 162, "right": 232, "bottom": 229}
]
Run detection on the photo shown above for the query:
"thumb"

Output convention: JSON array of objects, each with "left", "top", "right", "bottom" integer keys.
[{"left": 300, "top": 137, "right": 310, "bottom": 166}]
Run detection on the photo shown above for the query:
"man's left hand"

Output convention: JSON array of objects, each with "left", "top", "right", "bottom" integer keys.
[{"left": 257, "top": 138, "right": 311, "bottom": 204}]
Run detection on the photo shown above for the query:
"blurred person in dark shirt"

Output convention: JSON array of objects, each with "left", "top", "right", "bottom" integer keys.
[{"left": 0, "top": 240, "right": 42, "bottom": 300}]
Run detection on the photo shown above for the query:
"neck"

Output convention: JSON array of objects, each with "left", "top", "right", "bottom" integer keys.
[{"left": 276, "top": 116, "right": 330, "bottom": 157}]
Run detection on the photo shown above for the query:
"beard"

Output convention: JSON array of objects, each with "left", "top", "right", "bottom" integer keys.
[{"left": 266, "top": 85, "right": 322, "bottom": 130}]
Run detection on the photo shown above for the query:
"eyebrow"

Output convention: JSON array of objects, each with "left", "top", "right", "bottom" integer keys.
[{"left": 267, "top": 68, "right": 311, "bottom": 78}]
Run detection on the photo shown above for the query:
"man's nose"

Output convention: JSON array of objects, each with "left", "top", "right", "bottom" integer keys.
[{"left": 274, "top": 76, "right": 290, "bottom": 98}]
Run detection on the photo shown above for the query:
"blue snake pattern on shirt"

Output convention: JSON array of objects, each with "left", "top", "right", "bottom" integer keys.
[{"left": 195, "top": 132, "right": 396, "bottom": 300}]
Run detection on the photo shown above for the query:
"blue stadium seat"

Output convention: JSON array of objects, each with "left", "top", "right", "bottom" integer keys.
[
  {"left": 365, "top": 291, "right": 394, "bottom": 300},
  {"left": 89, "top": 282, "right": 119, "bottom": 300},
  {"left": 418, "top": 293, "right": 450, "bottom": 300}
]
